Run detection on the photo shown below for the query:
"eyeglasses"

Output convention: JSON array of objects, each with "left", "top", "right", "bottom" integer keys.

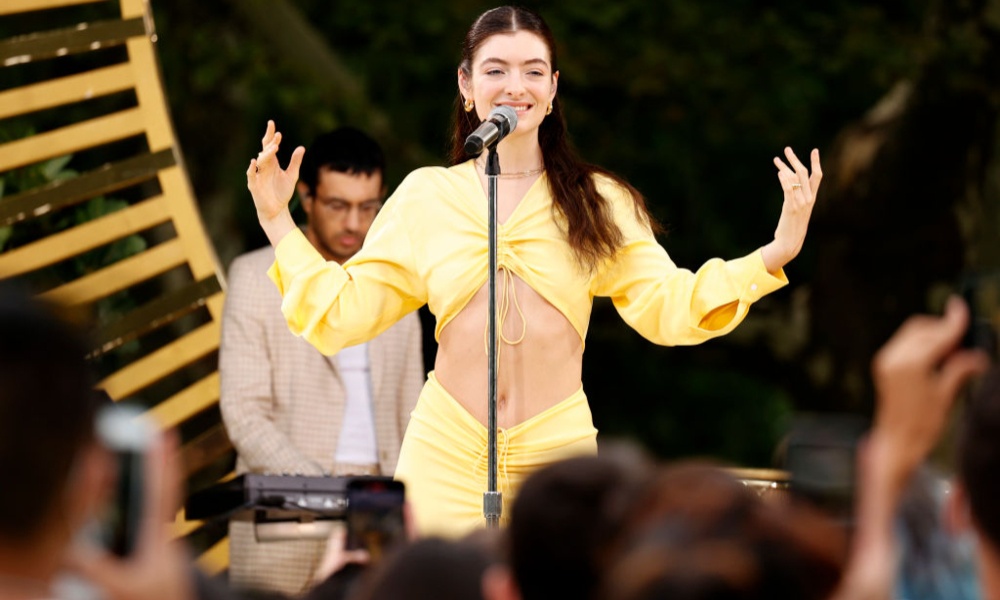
[{"left": 319, "top": 199, "right": 383, "bottom": 219}]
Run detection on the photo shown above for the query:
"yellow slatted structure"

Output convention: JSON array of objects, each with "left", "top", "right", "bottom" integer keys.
[
  {"left": 0, "top": 0, "right": 106, "bottom": 16},
  {"left": 99, "top": 320, "right": 220, "bottom": 399},
  {"left": 40, "top": 237, "right": 187, "bottom": 304},
  {"left": 0, "top": 108, "right": 147, "bottom": 172},
  {"left": 0, "top": 64, "right": 136, "bottom": 119},
  {"left": 197, "top": 539, "right": 230, "bottom": 576},
  {"left": 0, "top": 197, "right": 172, "bottom": 277},
  {"left": 147, "top": 366, "right": 221, "bottom": 430},
  {"left": 1, "top": 0, "right": 233, "bottom": 576}
]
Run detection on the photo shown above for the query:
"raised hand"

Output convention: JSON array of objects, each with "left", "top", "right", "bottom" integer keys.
[
  {"left": 246, "top": 120, "right": 305, "bottom": 245},
  {"left": 761, "top": 147, "right": 822, "bottom": 272},
  {"left": 871, "top": 296, "right": 989, "bottom": 478},
  {"left": 830, "top": 299, "right": 988, "bottom": 600}
]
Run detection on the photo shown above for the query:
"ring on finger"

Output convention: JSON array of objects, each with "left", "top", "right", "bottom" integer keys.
[{"left": 791, "top": 183, "right": 802, "bottom": 190}]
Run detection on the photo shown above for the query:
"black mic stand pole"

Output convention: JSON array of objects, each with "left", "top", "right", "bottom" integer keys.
[{"left": 483, "top": 147, "right": 502, "bottom": 529}]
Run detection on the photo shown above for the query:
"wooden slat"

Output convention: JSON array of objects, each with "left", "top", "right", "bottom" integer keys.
[
  {"left": 179, "top": 423, "right": 232, "bottom": 478},
  {"left": 0, "top": 107, "right": 144, "bottom": 172},
  {"left": 126, "top": 35, "right": 172, "bottom": 152},
  {"left": 121, "top": 21, "right": 227, "bottom": 308},
  {"left": 40, "top": 238, "right": 186, "bottom": 306},
  {"left": 729, "top": 468, "right": 790, "bottom": 482},
  {"left": 127, "top": 39, "right": 228, "bottom": 312},
  {"left": 146, "top": 372, "right": 220, "bottom": 430},
  {"left": 119, "top": 0, "right": 142, "bottom": 19},
  {"left": 214, "top": 471, "right": 237, "bottom": 484},
  {"left": 173, "top": 510, "right": 203, "bottom": 538},
  {"left": 0, "top": 63, "right": 134, "bottom": 120},
  {"left": 0, "top": 0, "right": 108, "bottom": 17},
  {"left": 99, "top": 319, "right": 219, "bottom": 399},
  {"left": 117, "top": 17, "right": 228, "bottom": 318},
  {"left": 196, "top": 538, "right": 229, "bottom": 576},
  {"left": 158, "top": 167, "right": 227, "bottom": 312},
  {"left": 0, "top": 149, "right": 176, "bottom": 227},
  {"left": 92, "top": 283, "right": 222, "bottom": 356},
  {"left": 0, "top": 17, "right": 144, "bottom": 65},
  {"left": 0, "top": 196, "right": 170, "bottom": 278}
]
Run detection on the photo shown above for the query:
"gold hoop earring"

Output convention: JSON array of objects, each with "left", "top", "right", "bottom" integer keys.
[
  {"left": 546, "top": 102, "right": 553, "bottom": 115},
  {"left": 464, "top": 98, "right": 474, "bottom": 112}
]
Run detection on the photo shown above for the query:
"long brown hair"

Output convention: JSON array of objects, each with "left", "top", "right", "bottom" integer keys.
[{"left": 449, "top": 6, "right": 659, "bottom": 270}]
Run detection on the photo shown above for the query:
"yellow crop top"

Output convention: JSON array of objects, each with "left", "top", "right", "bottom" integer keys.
[{"left": 268, "top": 160, "right": 788, "bottom": 356}]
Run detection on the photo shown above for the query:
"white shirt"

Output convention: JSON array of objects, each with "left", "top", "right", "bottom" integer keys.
[{"left": 333, "top": 342, "right": 378, "bottom": 466}]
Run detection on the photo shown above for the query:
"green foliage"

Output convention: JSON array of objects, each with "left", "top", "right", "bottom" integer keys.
[
  {"left": 154, "top": 1, "right": 935, "bottom": 263},
  {"left": 0, "top": 143, "right": 149, "bottom": 363},
  {"left": 0, "top": 146, "right": 146, "bottom": 300},
  {"left": 64, "top": 196, "right": 148, "bottom": 278},
  {"left": 584, "top": 297, "right": 795, "bottom": 465}
]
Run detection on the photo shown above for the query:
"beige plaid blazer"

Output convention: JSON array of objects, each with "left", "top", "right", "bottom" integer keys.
[{"left": 219, "top": 245, "right": 424, "bottom": 595}]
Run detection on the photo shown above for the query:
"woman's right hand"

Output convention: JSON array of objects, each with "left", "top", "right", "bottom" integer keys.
[{"left": 246, "top": 120, "right": 305, "bottom": 244}]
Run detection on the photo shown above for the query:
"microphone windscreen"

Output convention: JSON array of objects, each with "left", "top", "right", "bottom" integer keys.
[{"left": 490, "top": 105, "right": 518, "bottom": 134}]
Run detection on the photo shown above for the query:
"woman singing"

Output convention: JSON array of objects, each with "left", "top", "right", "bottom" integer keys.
[{"left": 246, "top": 6, "right": 821, "bottom": 537}]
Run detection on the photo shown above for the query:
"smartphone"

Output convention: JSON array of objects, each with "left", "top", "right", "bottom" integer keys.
[
  {"left": 786, "top": 413, "right": 868, "bottom": 526},
  {"left": 95, "top": 404, "right": 154, "bottom": 557},
  {"left": 345, "top": 477, "right": 406, "bottom": 561},
  {"left": 960, "top": 272, "right": 1000, "bottom": 360}
]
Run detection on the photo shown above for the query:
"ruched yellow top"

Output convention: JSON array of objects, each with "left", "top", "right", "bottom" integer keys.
[{"left": 268, "top": 160, "right": 788, "bottom": 355}]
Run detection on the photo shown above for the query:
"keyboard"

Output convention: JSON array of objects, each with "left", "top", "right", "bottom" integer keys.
[{"left": 185, "top": 473, "right": 351, "bottom": 522}]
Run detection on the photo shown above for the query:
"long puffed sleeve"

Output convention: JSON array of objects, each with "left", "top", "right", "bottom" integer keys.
[
  {"left": 591, "top": 181, "right": 787, "bottom": 346},
  {"left": 267, "top": 197, "right": 428, "bottom": 356}
]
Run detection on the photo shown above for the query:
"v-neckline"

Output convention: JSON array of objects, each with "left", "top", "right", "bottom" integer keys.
[{"left": 463, "top": 159, "right": 546, "bottom": 227}]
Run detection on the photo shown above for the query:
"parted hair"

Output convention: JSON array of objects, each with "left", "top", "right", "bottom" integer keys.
[
  {"left": 509, "top": 448, "right": 655, "bottom": 600},
  {"left": 449, "top": 6, "right": 659, "bottom": 271},
  {"left": 299, "top": 126, "right": 385, "bottom": 197}
]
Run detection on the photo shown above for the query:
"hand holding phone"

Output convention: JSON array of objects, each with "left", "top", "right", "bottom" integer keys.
[
  {"left": 95, "top": 404, "right": 154, "bottom": 557},
  {"left": 68, "top": 426, "right": 196, "bottom": 600}
]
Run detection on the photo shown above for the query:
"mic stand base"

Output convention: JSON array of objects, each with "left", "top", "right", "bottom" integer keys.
[{"left": 484, "top": 491, "right": 502, "bottom": 528}]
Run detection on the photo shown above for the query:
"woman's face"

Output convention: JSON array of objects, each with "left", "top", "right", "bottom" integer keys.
[{"left": 459, "top": 30, "right": 559, "bottom": 139}]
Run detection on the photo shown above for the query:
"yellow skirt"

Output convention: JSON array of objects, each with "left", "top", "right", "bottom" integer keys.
[{"left": 393, "top": 371, "right": 598, "bottom": 538}]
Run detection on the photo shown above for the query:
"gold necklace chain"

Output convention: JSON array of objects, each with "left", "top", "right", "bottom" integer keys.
[{"left": 476, "top": 156, "right": 545, "bottom": 179}]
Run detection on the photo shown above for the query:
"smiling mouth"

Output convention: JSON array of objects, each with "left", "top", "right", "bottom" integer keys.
[{"left": 497, "top": 104, "right": 533, "bottom": 114}]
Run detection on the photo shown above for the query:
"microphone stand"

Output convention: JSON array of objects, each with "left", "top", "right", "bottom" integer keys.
[{"left": 483, "top": 147, "right": 502, "bottom": 529}]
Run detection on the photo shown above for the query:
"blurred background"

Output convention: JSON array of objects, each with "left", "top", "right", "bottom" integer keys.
[{"left": 3, "top": 0, "right": 999, "bottom": 469}]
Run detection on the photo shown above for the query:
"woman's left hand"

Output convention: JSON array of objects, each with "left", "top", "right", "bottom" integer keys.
[{"left": 761, "top": 147, "right": 822, "bottom": 273}]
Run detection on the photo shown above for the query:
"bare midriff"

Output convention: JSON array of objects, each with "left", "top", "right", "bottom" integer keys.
[
  {"left": 434, "top": 272, "right": 584, "bottom": 429},
  {"left": 434, "top": 171, "right": 583, "bottom": 428}
]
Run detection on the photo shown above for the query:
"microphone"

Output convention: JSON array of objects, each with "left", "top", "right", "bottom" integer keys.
[{"left": 464, "top": 106, "right": 518, "bottom": 156}]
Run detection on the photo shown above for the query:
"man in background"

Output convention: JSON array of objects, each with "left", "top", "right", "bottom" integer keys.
[{"left": 220, "top": 127, "right": 424, "bottom": 595}]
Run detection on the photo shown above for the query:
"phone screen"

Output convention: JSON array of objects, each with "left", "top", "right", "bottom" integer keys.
[
  {"left": 960, "top": 273, "right": 1000, "bottom": 360},
  {"left": 345, "top": 477, "right": 405, "bottom": 561},
  {"left": 95, "top": 404, "right": 152, "bottom": 556}
]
